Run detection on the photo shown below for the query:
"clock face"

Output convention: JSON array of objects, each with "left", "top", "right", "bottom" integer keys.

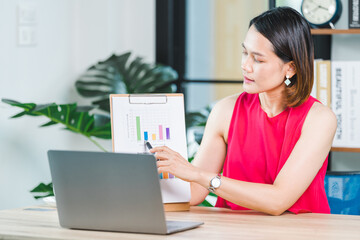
[{"left": 301, "top": 0, "right": 338, "bottom": 25}]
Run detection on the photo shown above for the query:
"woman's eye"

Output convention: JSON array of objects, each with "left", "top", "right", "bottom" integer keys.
[{"left": 242, "top": 51, "right": 248, "bottom": 55}]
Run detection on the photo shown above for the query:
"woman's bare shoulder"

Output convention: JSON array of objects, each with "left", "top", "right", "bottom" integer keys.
[
  {"left": 212, "top": 93, "right": 241, "bottom": 113},
  {"left": 303, "top": 101, "right": 337, "bottom": 132},
  {"left": 309, "top": 102, "right": 336, "bottom": 121},
  {"left": 208, "top": 93, "right": 241, "bottom": 141}
]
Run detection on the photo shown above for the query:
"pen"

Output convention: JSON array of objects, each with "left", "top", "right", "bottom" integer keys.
[
  {"left": 145, "top": 141, "right": 160, "bottom": 161},
  {"left": 145, "top": 141, "right": 153, "bottom": 151}
]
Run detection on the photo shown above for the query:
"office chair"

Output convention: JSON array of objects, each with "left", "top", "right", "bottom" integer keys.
[{"left": 324, "top": 171, "right": 360, "bottom": 215}]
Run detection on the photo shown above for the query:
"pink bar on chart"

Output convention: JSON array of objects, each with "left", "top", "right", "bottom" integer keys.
[{"left": 159, "top": 125, "right": 163, "bottom": 140}]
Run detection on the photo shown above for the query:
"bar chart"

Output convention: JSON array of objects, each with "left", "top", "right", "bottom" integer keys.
[
  {"left": 111, "top": 94, "right": 191, "bottom": 203},
  {"left": 159, "top": 172, "right": 175, "bottom": 179},
  {"left": 126, "top": 109, "right": 176, "bottom": 179},
  {"left": 128, "top": 110, "right": 172, "bottom": 144}
]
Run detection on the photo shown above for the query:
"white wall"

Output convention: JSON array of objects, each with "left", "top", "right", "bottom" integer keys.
[{"left": 0, "top": 0, "right": 155, "bottom": 210}]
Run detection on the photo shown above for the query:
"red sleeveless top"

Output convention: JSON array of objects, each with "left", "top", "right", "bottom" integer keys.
[{"left": 215, "top": 92, "right": 330, "bottom": 214}]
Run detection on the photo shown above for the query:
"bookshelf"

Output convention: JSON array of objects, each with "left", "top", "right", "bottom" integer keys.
[
  {"left": 310, "top": 29, "right": 360, "bottom": 153},
  {"left": 311, "top": 29, "right": 360, "bottom": 35},
  {"left": 331, "top": 147, "right": 360, "bottom": 153}
]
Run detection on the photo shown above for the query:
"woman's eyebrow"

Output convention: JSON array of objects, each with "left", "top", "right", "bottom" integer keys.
[{"left": 242, "top": 43, "right": 265, "bottom": 57}]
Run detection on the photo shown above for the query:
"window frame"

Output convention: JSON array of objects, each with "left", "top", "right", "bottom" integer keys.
[{"left": 155, "top": 0, "right": 254, "bottom": 97}]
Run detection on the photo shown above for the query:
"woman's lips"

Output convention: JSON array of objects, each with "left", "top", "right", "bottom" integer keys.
[{"left": 244, "top": 76, "right": 254, "bottom": 83}]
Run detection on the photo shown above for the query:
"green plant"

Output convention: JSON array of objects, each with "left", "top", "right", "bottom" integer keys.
[
  {"left": 3, "top": 52, "right": 215, "bottom": 207},
  {"left": 1, "top": 100, "right": 111, "bottom": 152},
  {"left": 30, "top": 183, "right": 54, "bottom": 199},
  {"left": 185, "top": 105, "right": 211, "bottom": 128},
  {"left": 185, "top": 105, "right": 211, "bottom": 145},
  {"left": 3, "top": 52, "right": 178, "bottom": 150},
  {"left": 186, "top": 105, "right": 215, "bottom": 207},
  {"left": 75, "top": 52, "right": 177, "bottom": 112},
  {"left": 2, "top": 52, "right": 178, "bottom": 200}
]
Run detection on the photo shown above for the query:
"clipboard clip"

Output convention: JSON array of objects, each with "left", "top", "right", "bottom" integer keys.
[{"left": 128, "top": 94, "right": 168, "bottom": 104}]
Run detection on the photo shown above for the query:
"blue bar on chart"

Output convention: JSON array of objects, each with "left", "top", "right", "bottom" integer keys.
[
  {"left": 166, "top": 128, "right": 170, "bottom": 140},
  {"left": 144, "top": 131, "right": 148, "bottom": 141},
  {"left": 158, "top": 172, "right": 175, "bottom": 179}
]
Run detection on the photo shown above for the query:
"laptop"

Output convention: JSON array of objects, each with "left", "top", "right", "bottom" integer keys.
[{"left": 48, "top": 150, "right": 203, "bottom": 235}]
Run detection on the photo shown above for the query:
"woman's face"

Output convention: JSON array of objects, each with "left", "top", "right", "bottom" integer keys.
[{"left": 241, "top": 25, "right": 293, "bottom": 94}]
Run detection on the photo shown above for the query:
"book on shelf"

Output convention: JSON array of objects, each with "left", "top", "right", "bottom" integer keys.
[
  {"left": 316, "top": 60, "right": 331, "bottom": 108},
  {"left": 311, "top": 59, "right": 321, "bottom": 98},
  {"left": 332, "top": 61, "right": 347, "bottom": 147},
  {"left": 349, "top": 0, "right": 360, "bottom": 28},
  {"left": 331, "top": 61, "right": 360, "bottom": 148}
]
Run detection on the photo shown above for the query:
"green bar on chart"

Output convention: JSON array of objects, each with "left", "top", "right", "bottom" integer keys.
[{"left": 136, "top": 116, "right": 141, "bottom": 141}]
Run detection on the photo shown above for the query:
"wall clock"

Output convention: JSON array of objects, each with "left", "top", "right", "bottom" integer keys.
[{"left": 301, "top": 0, "right": 342, "bottom": 28}]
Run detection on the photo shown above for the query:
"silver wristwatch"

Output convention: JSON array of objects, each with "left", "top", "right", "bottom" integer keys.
[{"left": 208, "top": 174, "right": 221, "bottom": 193}]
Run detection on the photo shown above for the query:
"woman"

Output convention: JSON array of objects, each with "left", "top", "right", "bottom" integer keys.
[{"left": 151, "top": 7, "right": 337, "bottom": 215}]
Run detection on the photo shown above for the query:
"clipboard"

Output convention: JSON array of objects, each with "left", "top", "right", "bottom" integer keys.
[{"left": 110, "top": 94, "right": 190, "bottom": 211}]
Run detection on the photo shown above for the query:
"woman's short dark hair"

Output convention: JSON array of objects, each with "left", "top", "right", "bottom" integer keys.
[{"left": 250, "top": 7, "right": 314, "bottom": 107}]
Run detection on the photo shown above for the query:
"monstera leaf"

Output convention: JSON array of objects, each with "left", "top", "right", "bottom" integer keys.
[
  {"left": 185, "top": 105, "right": 211, "bottom": 128},
  {"left": 2, "top": 99, "right": 111, "bottom": 151},
  {"left": 75, "top": 52, "right": 178, "bottom": 112},
  {"left": 30, "top": 182, "right": 54, "bottom": 199}
]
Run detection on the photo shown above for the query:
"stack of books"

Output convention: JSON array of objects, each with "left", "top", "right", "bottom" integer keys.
[
  {"left": 349, "top": 0, "right": 360, "bottom": 29},
  {"left": 312, "top": 60, "right": 360, "bottom": 148}
]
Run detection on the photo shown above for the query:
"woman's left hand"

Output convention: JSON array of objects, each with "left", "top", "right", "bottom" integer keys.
[{"left": 150, "top": 146, "right": 199, "bottom": 182}]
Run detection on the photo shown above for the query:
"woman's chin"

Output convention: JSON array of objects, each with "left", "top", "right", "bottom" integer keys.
[{"left": 243, "top": 85, "right": 258, "bottom": 94}]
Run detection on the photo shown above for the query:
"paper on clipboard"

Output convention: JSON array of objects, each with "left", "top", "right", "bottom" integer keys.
[{"left": 110, "top": 94, "right": 191, "bottom": 203}]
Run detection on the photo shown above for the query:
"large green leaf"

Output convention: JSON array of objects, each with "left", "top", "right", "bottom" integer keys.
[
  {"left": 30, "top": 182, "right": 54, "bottom": 199},
  {"left": 75, "top": 52, "right": 178, "bottom": 112},
  {"left": 185, "top": 105, "right": 212, "bottom": 128},
  {"left": 198, "top": 192, "right": 217, "bottom": 207},
  {"left": 2, "top": 99, "right": 111, "bottom": 151}
]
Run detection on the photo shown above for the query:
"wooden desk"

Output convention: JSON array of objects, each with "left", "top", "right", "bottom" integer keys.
[{"left": 0, "top": 206, "right": 359, "bottom": 239}]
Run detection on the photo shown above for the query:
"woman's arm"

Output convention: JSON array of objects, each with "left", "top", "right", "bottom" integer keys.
[
  {"left": 188, "top": 95, "right": 238, "bottom": 205},
  {"left": 202, "top": 102, "right": 337, "bottom": 215},
  {"left": 153, "top": 102, "right": 337, "bottom": 215},
  {"left": 152, "top": 95, "right": 237, "bottom": 205}
]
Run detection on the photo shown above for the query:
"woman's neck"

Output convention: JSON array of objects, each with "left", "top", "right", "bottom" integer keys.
[{"left": 258, "top": 91, "right": 287, "bottom": 118}]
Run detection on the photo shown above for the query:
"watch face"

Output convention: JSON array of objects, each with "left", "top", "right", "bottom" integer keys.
[
  {"left": 301, "top": 0, "right": 339, "bottom": 26},
  {"left": 211, "top": 177, "right": 221, "bottom": 188}
]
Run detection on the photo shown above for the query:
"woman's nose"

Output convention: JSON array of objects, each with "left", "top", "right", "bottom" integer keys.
[{"left": 241, "top": 58, "right": 252, "bottom": 73}]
